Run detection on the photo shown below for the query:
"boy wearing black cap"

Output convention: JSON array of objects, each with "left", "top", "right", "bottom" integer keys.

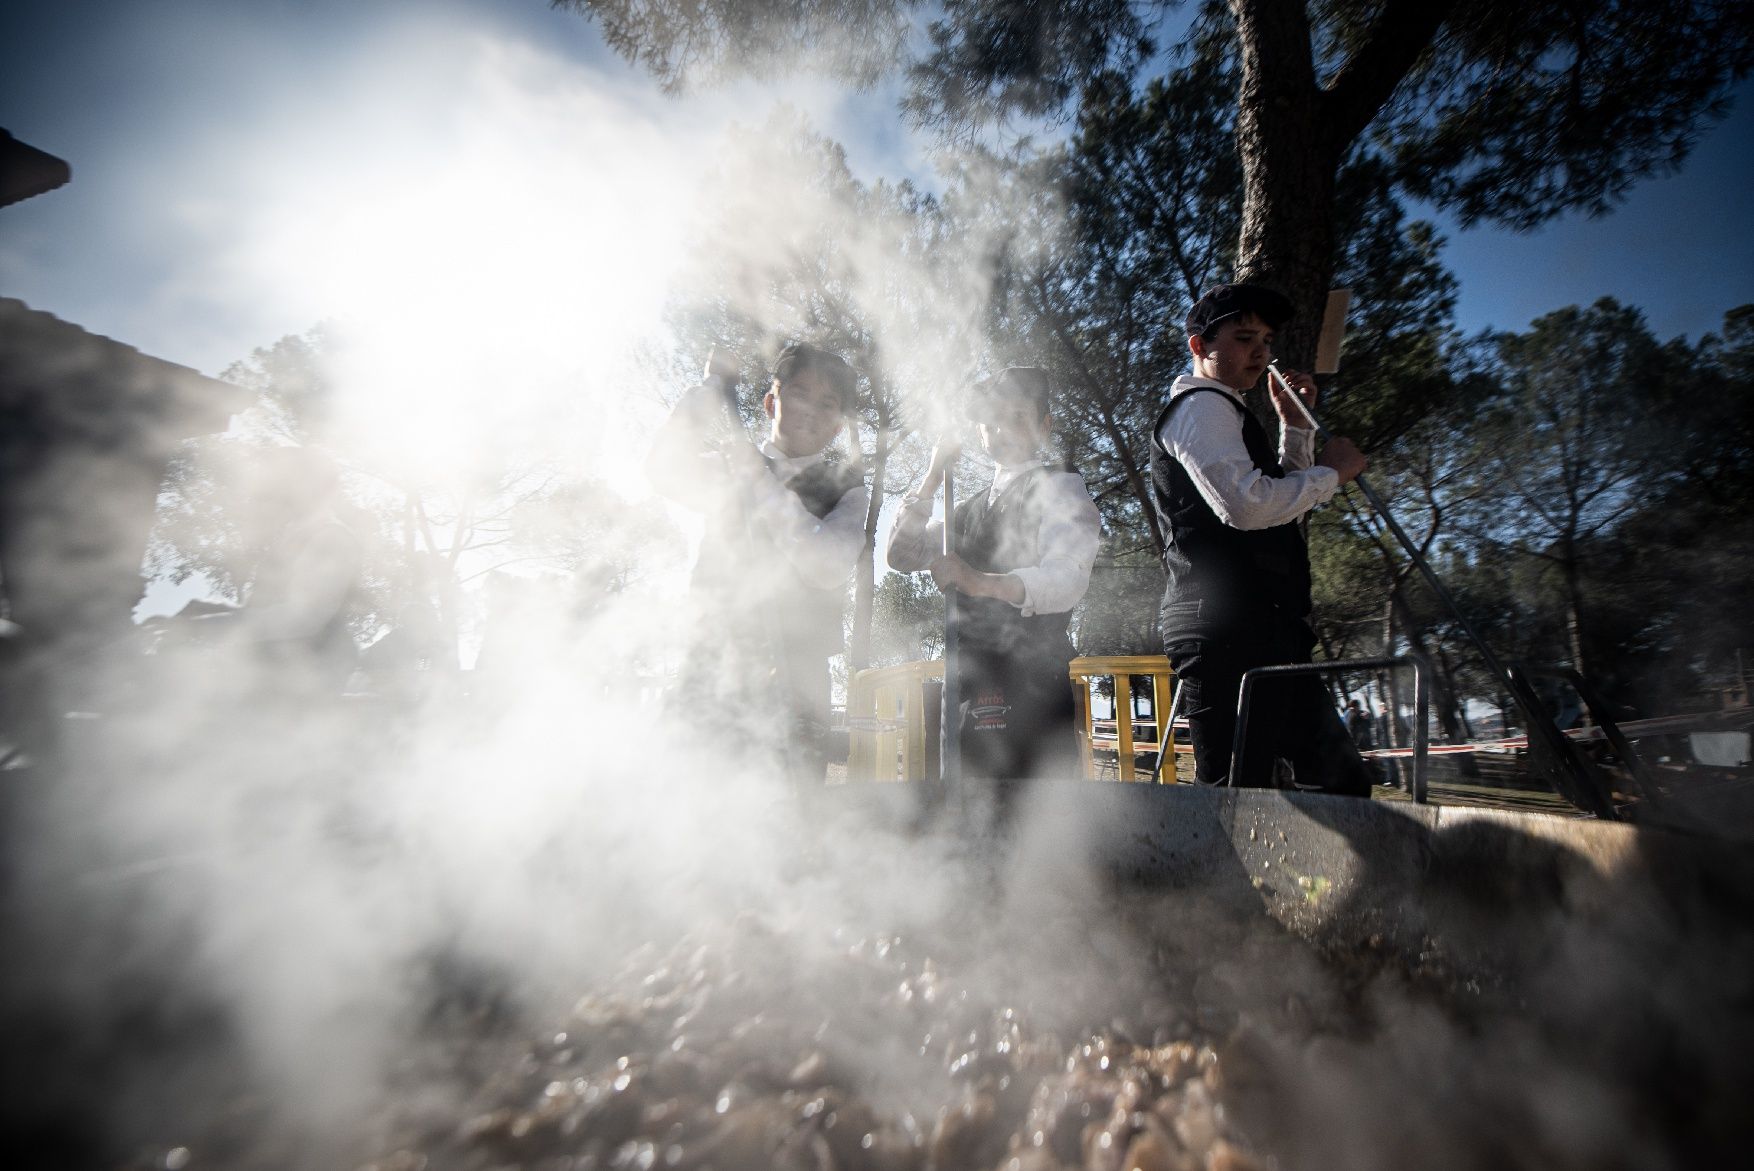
[
  {"left": 1148, "top": 284, "right": 1373, "bottom": 793},
  {"left": 888, "top": 367, "right": 1101, "bottom": 798},
  {"left": 648, "top": 342, "right": 869, "bottom": 787}
]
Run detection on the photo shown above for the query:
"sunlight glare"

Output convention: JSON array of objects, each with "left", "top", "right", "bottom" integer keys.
[{"left": 240, "top": 34, "right": 709, "bottom": 484}]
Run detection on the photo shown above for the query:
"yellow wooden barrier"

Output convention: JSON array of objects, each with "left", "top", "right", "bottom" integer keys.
[
  {"left": 1069, "top": 655, "right": 1175, "bottom": 783},
  {"left": 846, "top": 655, "right": 1175, "bottom": 783},
  {"left": 846, "top": 660, "right": 944, "bottom": 783}
]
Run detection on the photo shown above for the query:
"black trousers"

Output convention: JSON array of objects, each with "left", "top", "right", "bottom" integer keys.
[
  {"left": 1165, "top": 617, "right": 1372, "bottom": 795},
  {"left": 956, "top": 644, "right": 1079, "bottom": 793}
]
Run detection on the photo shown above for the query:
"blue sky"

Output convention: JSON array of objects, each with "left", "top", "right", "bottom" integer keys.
[
  {"left": 3, "top": 0, "right": 1750, "bottom": 378},
  {"left": 1427, "top": 91, "right": 1753, "bottom": 345}
]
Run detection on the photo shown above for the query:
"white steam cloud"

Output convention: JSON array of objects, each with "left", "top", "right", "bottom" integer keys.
[{"left": 7, "top": 14, "right": 1060, "bottom": 1164}]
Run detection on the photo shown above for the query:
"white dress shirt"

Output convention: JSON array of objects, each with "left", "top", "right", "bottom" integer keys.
[
  {"left": 887, "top": 457, "right": 1101, "bottom": 616},
  {"left": 1154, "top": 374, "right": 1337, "bottom": 530}
]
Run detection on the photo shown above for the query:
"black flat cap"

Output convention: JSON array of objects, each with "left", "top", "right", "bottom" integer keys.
[{"left": 1184, "top": 283, "right": 1294, "bottom": 337}]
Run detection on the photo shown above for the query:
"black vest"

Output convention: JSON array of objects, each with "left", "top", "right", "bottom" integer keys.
[
  {"left": 1148, "top": 388, "right": 1311, "bottom": 640},
  {"left": 952, "top": 464, "right": 1075, "bottom": 661},
  {"left": 767, "top": 455, "right": 861, "bottom": 521},
  {"left": 693, "top": 453, "right": 863, "bottom": 657}
]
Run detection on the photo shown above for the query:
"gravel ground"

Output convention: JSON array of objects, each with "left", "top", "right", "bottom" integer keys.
[{"left": 99, "top": 864, "right": 1752, "bottom": 1171}]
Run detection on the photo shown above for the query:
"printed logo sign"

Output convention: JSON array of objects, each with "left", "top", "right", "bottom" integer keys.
[{"left": 971, "top": 689, "right": 1010, "bottom": 730}]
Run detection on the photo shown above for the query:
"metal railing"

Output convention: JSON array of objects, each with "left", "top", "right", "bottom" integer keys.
[{"left": 1231, "top": 654, "right": 1431, "bottom": 802}]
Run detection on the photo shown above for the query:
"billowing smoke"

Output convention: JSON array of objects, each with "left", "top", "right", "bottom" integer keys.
[{"left": 2, "top": 12, "right": 1048, "bottom": 1164}]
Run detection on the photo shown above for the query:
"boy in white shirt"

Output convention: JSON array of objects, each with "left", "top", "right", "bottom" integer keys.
[
  {"left": 1147, "top": 284, "right": 1372, "bottom": 793},
  {"left": 888, "top": 367, "right": 1100, "bottom": 801},
  {"left": 648, "top": 342, "right": 869, "bottom": 787}
]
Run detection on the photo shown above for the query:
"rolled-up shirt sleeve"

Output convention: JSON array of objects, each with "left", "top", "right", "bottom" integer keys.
[
  {"left": 1280, "top": 423, "right": 1318, "bottom": 472},
  {"left": 1158, "top": 393, "right": 1337, "bottom": 531},
  {"left": 885, "top": 497, "right": 944, "bottom": 573},
  {"left": 1011, "top": 472, "right": 1101, "bottom": 616},
  {"left": 747, "top": 473, "right": 869, "bottom": 590}
]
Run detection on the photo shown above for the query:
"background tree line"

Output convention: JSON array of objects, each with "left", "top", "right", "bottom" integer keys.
[
  {"left": 593, "top": 0, "right": 1751, "bottom": 729},
  {"left": 147, "top": 0, "right": 1752, "bottom": 730},
  {"left": 646, "top": 112, "right": 1751, "bottom": 729}
]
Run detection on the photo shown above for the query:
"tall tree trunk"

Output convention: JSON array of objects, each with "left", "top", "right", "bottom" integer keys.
[
  {"left": 1228, "top": 0, "right": 1460, "bottom": 365},
  {"left": 415, "top": 497, "right": 462, "bottom": 671},
  {"left": 1380, "top": 597, "right": 1400, "bottom": 742},
  {"left": 1229, "top": 0, "right": 1337, "bottom": 369},
  {"left": 1437, "top": 642, "right": 1474, "bottom": 738},
  {"left": 1560, "top": 550, "right": 1590, "bottom": 691}
]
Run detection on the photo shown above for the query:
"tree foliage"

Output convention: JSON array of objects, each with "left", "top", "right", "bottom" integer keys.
[
  {"left": 1468, "top": 300, "right": 1665, "bottom": 683},
  {"left": 1374, "top": 0, "right": 1753, "bottom": 229},
  {"left": 869, "top": 569, "right": 945, "bottom": 665},
  {"left": 1375, "top": 301, "right": 1754, "bottom": 716},
  {"left": 147, "top": 330, "right": 371, "bottom": 608},
  {"left": 567, "top": 0, "right": 909, "bottom": 92},
  {"left": 561, "top": 0, "right": 1751, "bottom": 366},
  {"left": 1586, "top": 305, "right": 1754, "bottom": 705},
  {"left": 556, "top": 0, "right": 1754, "bottom": 722}
]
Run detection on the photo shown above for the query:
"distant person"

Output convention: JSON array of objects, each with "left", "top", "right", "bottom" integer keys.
[
  {"left": 647, "top": 342, "right": 867, "bottom": 787},
  {"left": 1345, "top": 698, "right": 1374, "bottom": 749},
  {"left": 1147, "top": 284, "right": 1374, "bottom": 794},
  {"left": 888, "top": 367, "right": 1100, "bottom": 805},
  {"left": 1346, "top": 697, "right": 1390, "bottom": 787}
]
